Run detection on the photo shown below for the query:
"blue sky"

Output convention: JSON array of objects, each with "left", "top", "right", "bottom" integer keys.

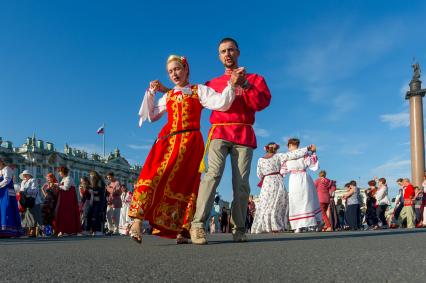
[{"left": 1, "top": 1, "right": 426, "bottom": 200}]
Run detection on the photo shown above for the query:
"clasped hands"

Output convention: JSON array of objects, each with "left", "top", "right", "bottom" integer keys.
[{"left": 148, "top": 67, "right": 248, "bottom": 93}]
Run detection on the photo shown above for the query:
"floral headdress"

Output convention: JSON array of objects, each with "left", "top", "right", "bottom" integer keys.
[{"left": 264, "top": 142, "right": 280, "bottom": 152}]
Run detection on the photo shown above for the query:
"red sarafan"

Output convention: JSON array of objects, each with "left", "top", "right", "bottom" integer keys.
[{"left": 129, "top": 85, "right": 204, "bottom": 238}]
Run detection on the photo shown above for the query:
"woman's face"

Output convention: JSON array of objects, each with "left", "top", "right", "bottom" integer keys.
[
  {"left": 23, "top": 174, "right": 31, "bottom": 181},
  {"left": 59, "top": 171, "right": 65, "bottom": 178},
  {"left": 47, "top": 176, "right": 54, "bottom": 183},
  {"left": 167, "top": 61, "right": 188, "bottom": 87}
]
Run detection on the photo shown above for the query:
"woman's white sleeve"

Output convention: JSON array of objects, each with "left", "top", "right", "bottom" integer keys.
[{"left": 138, "top": 89, "right": 167, "bottom": 127}]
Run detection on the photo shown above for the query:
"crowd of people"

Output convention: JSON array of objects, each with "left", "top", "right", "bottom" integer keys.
[
  {"left": 0, "top": 158, "right": 134, "bottom": 238},
  {"left": 2, "top": 36, "right": 425, "bottom": 245},
  {"left": 245, "top": 143, "right": 426, "bottom": 233}
]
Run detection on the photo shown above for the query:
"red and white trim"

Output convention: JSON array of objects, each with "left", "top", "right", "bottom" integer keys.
[{"left": 289, "top": 207, "right": 321, "bottom": 222}]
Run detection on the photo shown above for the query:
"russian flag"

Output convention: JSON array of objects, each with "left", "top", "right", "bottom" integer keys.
[{"left": 97, "top": 125, "right": 105, "bottom": 135}]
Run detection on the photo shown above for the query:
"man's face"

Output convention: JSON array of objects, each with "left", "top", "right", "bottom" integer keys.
[{"left": 218, "top": 41, "right": 240, "bottom": 69}]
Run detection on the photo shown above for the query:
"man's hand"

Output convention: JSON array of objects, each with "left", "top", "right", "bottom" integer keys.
[{"left": 230, "top": 67, "right": 247, "bottom": 87}]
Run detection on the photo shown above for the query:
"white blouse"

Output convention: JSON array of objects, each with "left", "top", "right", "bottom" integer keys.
[
  {"left": 0, "top": 166, "right": 13, "bottom": 188},
  {"left": 20, "top": 178, "right": 42, "bottom": 204},
  {"left": 138, "top": 83, "right": 236, "bottom": 127},
  {"left": 59, "top": 176, "right": 74, "bottom": 191}
]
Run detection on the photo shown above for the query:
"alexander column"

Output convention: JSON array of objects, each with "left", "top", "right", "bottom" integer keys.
[{"left": 405, "top": 62, "right": 426, "bottom": 187}]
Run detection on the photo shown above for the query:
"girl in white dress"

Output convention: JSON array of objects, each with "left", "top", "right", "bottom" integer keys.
[
  {"left": 281, "top": 138, "right": 321, "bottom": 233},
  {"left": 251, "top": 142, "right": 290, "bottom": 233},
  {"left": 119, "top": 185, "right": 133, "bottom": 235}
]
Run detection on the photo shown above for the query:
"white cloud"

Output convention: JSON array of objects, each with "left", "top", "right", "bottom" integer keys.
[
  {"left": 127, "top": 144, "right": 152, "bottom": 150},
  {"left": 253, "top": 125, "right": 270, "bottom": 138},
  {"left": 380, "top": 112, "right": 409, "bottom": 128},
  {"left": 283, "top": 21, "right": 403, "bottom": 86},
  {"left": 327, "top": 93, "right": 359, "bottom": 121},
  {"left": 373, "top": 159, "right": 410, "bottom": 172}
]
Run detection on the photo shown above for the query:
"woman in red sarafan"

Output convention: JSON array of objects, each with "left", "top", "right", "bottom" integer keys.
[
  {"left": 54, "top": 166, "right": 82, "bottom": 236},
  {"left": 129, "top": 55, "right": 238, "bottom": 244}
]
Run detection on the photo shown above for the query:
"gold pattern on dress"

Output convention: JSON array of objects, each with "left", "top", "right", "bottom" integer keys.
[{"left": 152, "top": 88, "right": 199, "bottom": 231}]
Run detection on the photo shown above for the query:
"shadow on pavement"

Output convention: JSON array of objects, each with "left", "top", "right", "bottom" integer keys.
[{"left": 206, "top": 228, "right": 426, "bottom": 245}]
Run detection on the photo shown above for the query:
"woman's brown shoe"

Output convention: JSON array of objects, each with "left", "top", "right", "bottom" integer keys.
[{"left": 130, "top": 219, "right": 142, "bottom": 244}]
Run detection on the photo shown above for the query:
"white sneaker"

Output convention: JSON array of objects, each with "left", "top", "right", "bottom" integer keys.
[{"left": 294, "top": 228, "right": 302, "bottom": 233}]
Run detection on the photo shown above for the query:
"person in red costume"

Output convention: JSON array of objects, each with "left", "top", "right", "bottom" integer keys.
[
  {"left": 398, "top": 178, "right": 416, "bottom": 228},
  {"left": 190, "top": 38, "right": 314, "bottom": 244},
  {"left": 128, "top": 55, "right": 239, "bottom": 244}
]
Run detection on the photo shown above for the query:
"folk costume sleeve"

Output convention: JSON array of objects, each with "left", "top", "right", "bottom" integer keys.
[
  {"left": 59, "top": 176, "right": 72, "bottom": 191},
  {"left": 304, "top": 152, "right": 319, "bottom": 171},
  {"left": 280, "top": 161, "right": 289, "bottom": 177},
  {"left": 197, "top": 83, "right": 236, "bottom": 111},
  {"left": 241, "top": 74, "right": 271, "bottom": 112},
  {"left": 0, "top": 167, "right": 13, "bottom": 188},
  {"left": 138, "top": 88, "right": 167, "bottom": 127},
  {"left": 276, "top": 147, "right": 308, "bottom": 163}
]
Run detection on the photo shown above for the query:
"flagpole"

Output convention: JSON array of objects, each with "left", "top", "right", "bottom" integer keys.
[{"left": 103, "top": 123, "right": 106, "bottom": 159}]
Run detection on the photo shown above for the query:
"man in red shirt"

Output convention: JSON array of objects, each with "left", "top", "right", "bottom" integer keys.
[
  {"left": 190, "top": 38, "right": 310, "bottom": 244},
  {"left": 398, "top": 178, "right": 416, "bottom": 228}
]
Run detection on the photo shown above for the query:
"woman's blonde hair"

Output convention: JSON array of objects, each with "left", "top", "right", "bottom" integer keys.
[
  {"left": 166, "top": 55, "right": 186, "bottom": 68},
  {"left": 166, "top": 55, "right": 189, "bottom": 77}
]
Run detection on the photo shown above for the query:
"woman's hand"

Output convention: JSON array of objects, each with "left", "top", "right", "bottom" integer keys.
[{"left": 149, "top": 80, "right": 169, "bottom": 93}]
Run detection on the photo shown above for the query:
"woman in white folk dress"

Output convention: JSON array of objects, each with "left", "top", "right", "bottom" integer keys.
[
  {"left": 119, "top": 185, "right": 133, "bottom": 235},
  {"left": 251, "top": 142, "right": 291, "bottom": 233},
  {"left": 281, "top": 138, "right": 321, "bottom": 233}
]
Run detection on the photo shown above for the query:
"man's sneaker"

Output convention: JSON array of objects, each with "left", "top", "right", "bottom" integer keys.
[
  {"left": 232, "top": 231, "right": 247, "bottom": 242},
  {"left": 190, "top": 227, "right": 207, "bottom": 245}
]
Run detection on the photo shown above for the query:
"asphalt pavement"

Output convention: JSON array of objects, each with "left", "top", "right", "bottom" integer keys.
[{"left": 1, "top": 229, "right": 426, "bottom": 282}]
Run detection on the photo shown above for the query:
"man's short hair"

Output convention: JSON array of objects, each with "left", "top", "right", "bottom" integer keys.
[
  {"left": 107, "top": 172, "right": 114, "bottom": 177},
  {"left": 219, "top": 37, "right": 239, "bottom": 50},
  {"left": 396, "top": 178, "right": 403, "bottom": 183}
]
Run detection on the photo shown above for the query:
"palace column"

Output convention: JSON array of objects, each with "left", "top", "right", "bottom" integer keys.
[{"left": 405, "top": 63, "right": 426, "bottom": 187}]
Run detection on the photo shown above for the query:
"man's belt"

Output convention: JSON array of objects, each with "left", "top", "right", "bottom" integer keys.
[{"left": 199, "top": 123, "right": 252, "bottom": 173}]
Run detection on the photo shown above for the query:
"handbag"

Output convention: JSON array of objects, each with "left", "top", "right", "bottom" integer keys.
[{"left": 19, "top": 191, "right": 36, "bottom": 209}]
